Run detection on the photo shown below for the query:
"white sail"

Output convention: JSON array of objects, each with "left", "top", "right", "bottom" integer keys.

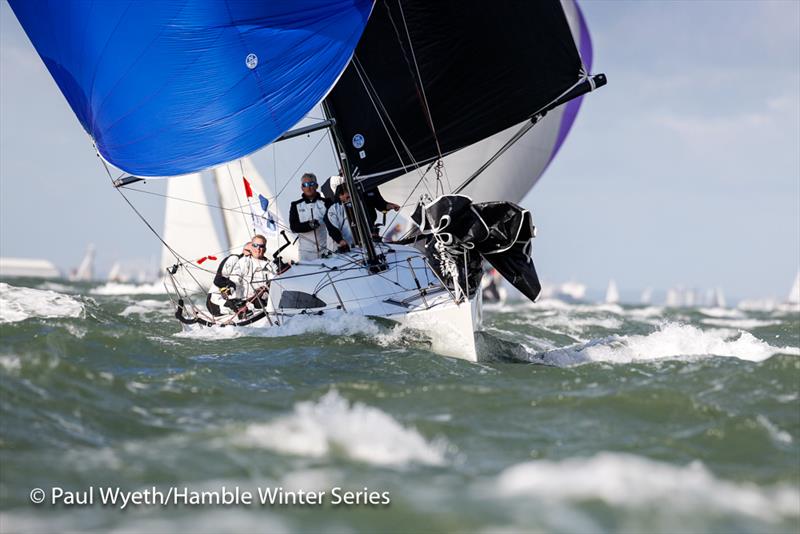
[
  {"left": 70, "top": 244, "right": 95, "bottom": 281},
  {"left": 161, "top": 173, "right": 223, "bottom": 291},
  {"left": 213, "top": 158, "right": 299, "bottom": 262},
  {"left": 605, "top": 279, "right": 619, "bottom": 304},
  {"left": 712, "top": 287, "right": 726, "bottom": 308},
  {"left": 107, "top": 261, "right": 124, "bottom": 282},
  {"left": 788, "top": 272, "right": 800, "bottom": 305},
  {"left": 640, "top": 287, "right": 653, "bottom": 305}
]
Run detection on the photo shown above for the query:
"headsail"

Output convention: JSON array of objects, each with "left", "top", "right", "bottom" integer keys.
[
  {"left": 213, "top": 158, "right": 298, "bottom": 262},
  {"left": 9, "top": 0, "right": 372, "bottom": 177},
  {"left": 161, "top": 174, "right": 223, "bottom": 291},
  {"left": 325, "top": 0, "right": 601, "bottom": 191}
]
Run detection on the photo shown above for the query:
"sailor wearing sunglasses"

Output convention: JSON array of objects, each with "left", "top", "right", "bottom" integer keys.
[
  {"left": 206, "top": 235, "right": 272, "bottom": 318},
  {"left": 289, "top": 172, "right": 332, "bottom": 260}
]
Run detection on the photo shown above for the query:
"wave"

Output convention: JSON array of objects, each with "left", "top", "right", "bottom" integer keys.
[
  {"left": 496, "top": 452, "right": 799, "bottom": 522},
  {"left": 701, "top": 318, "right": 783, "bottom": 329},
  {"left": 119, "top": 299, "right": 173, "bottom": 318},
  {"left": 175, "top": 311, "right": 385, "bottom": 341},
  {"left": 90, "top": 281, "right": 166, "bottom": 295},
  {"left": 528, "top": 322, "right": 799, "bottom": 366},
  {"left": 0, "top": 282, "right": 84, "bottom": 323},
  {"left": 235, "top": 390, "right": 449, "bottom": 468}
]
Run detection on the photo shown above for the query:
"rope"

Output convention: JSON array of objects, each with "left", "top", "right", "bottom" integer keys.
[{"left": 96, "top": 151, "right": 209, "bottom": 295}]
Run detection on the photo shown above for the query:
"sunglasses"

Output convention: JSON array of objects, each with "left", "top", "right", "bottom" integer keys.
[
  {"left": 251, "top": 243, "right": 266, "bottom": 249},
  {"left": 302, "top": 181, "right": 318, "bottom": 188}
]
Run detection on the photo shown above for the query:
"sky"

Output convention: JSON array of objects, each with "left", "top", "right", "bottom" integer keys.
[{"left": 1, "top": 0, "right": 798, "bottom": 301}]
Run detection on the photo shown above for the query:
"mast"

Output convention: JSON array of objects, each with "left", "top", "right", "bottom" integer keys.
[{"left": 321, "top": 100, "right": 384, "bottom": 270}]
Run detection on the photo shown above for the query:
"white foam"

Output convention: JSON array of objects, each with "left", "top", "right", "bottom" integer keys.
[
  {"left": 0, "top": 354, "right": 21, "bottom": 372},
  {"left": 623, "top": 306, "right": 665, "bottom": 318},
  {"left": 496, "top": 452, "right": 800, "bottom": 521},
  {"left": 175, "top": 311, "right": 382, "bottom": 340},
  {"left": 237, "top": 390, "right": 448, "bottom": 468},
  {"left": 0, "top": 282, "right": 84, "bottom": 323},
  {"left": 698, "top": 307, "right": 745, "bottom": 318},
  {"left": 701, "top": 318, "right": 782, "bottom": 329},
  {"left": 756, "top": 415, "right": 793, "bottom": 445},
  {"left": 38, "top": 282, "right": 79, "bottom": 293},
  {"left": 90, "top": 281, "right": 166, "bottom": 295},
  {"left": 538, "top": 315, "right": 623, "bottom": 335},
  {"left": 533, "top": 322, "right": 799, "bottom": 366},
  {"left": 119, "top": 299, "right": 172, "bottom": 318}
]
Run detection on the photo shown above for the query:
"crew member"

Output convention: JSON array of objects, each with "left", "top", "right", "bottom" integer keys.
[
  {"left": 206, "top": 236, "right": 271, "bottom": 317},
  {"left": 324, "top": 184, "right": 357, "bottom": 252},
  {"left": 289, "top": 173, "right": 331, "bottom": 260},
  {"left": 322, "top": 172, "right": 399, "bottom": 242}
]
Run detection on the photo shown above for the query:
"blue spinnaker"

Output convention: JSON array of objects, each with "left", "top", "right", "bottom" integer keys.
[{"left": 9, "top": 1, "right": 372, "bottom": 176}]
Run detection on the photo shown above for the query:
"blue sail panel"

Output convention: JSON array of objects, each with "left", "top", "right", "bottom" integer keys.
[{"left": 9, "top": 0, "right": 372, "bottom": 176}]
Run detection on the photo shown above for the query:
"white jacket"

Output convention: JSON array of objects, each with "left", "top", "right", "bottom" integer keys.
[
  {"left": 289, "top": 195, "right": 330, "bottom": 260},
  {"left": 221, "top": 255, "right": 270, "bottom": 300},
  {"left": 324, "top": 202, "right": 354, "bottom": 246}
]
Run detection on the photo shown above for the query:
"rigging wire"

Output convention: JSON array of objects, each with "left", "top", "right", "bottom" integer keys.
[
  {"left": 119, "top": 184, "right": 335, "bottom": 257},
  {"left": 393, "top": 0, "right": 442, "bottom": 163},
  {"left": 350, "top": 55, "right": 437, "bottom": 207},
  {"left": 271, "top": 131, "right": 329, "bottom": 200},
  {"left": 96, "top": 150, "right": 210, "bottom": 296},
  {"left": 387, "top": 0, "right": 452, "bottom": 193},
  {"left": 226, "top": 162, "right": 251, "bottom": 236}
]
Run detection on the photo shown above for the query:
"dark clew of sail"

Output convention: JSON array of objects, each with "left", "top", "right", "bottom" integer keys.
[{"left": 325, "top": 0, "right": 603, "bottom": 187}]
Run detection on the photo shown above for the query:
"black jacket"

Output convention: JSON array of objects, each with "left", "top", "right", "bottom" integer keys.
[
  {"left": 289, "top": 194, "right": 332, "bottom": 233},
  {"left": 213, "top": 253, "right": 242, "bottom": 290}
]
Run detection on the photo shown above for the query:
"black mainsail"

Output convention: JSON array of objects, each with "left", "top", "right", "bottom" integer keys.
[{"left": 325, "top": 0, "right": 604, "bottom": 187}]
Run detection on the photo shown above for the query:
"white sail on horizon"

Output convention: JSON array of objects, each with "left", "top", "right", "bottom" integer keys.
[
  {"left": 788, "top": 271, "right": 800, "bottom": 305},
  {"left": 605, "top": 279, "right": 619, "bottom": 304}
]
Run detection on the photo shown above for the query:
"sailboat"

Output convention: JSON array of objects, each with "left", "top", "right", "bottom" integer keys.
[
  {"left": 787, "top": 272, "right": 800, "bottom": 307},
  {"left": 10, "top": 0, "right": 605, "bottom": 361},
  {"left": 604, "top": 279, "right": 620, "bottom": 305},
  {"left": 68, "top": 244, "right": 95, "bottom": 282}
]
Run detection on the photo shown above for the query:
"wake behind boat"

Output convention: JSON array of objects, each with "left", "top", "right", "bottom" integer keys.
[{"left": 10, "top": 0, "right": 605, "bottom": 361}]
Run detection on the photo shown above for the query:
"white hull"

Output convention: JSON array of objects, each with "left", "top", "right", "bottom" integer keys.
[{"left": 190, "top": 243, "right": 485, "bottom": 362}]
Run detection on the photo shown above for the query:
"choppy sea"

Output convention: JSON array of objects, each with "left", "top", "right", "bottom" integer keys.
[{"left": 0, "top": 278, "right": 798, "bottom": 533}]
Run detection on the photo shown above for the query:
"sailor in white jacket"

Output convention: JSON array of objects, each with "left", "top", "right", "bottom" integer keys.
[
  {"left": 207, "top": 235, "right": 271, "bottom": 317},
  {"left": 289, "top": 173, "right": 331, "bottom": 260},
  {"left": 324, "top": 184, "right": 357, "bottom": 252}
]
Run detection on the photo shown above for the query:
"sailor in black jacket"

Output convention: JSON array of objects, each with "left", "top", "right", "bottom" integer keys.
[{"left": 289, "top": 173, "right": 331, "bottom": 260}]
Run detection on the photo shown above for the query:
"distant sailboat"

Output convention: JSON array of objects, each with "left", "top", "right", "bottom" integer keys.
[
  {"left": 640, "top": 287, "right": 653, "bottom": 305},
  {"left": 69, "top": 244, "right": 95, "bottom": 282},
  {"left": 712, "top": 287, "right": 726, "bottom": 308},
  {"left": 106, "top": 262, "right": 129, "bottom": 283},
  {"left": 787, "top": 272, "right": 800, "bottom": 306},
  {"left": 605, "top": 279, "right": 619, "bottom": 304}
]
